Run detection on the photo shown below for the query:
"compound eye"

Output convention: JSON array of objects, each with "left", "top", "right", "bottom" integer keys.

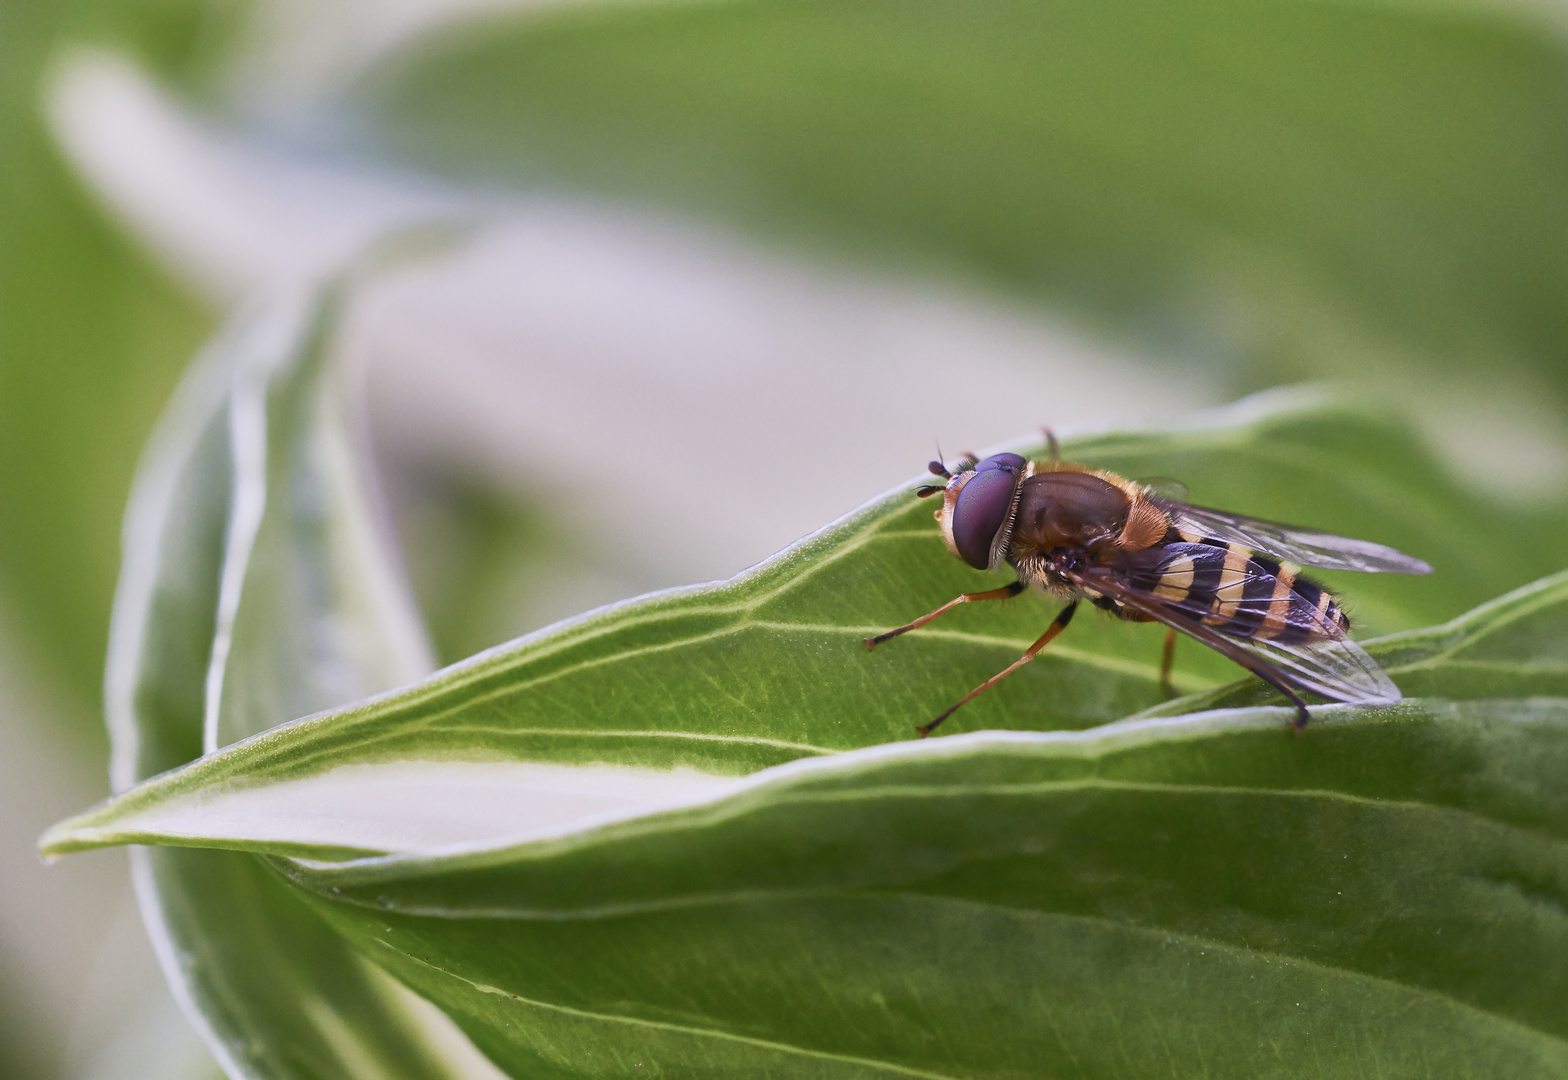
[
  {"left": 952, "top": 467, "right": 1020, "bottom": 569},
  {"left": 974, "top": 452, "right": 1026, "bottom": 474}
]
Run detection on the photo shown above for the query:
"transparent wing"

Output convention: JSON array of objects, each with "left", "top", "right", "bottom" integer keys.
[
  {"left": 1134, "top": 476, "right": 1189, "bottom": 502},
  {"left": 1074, "top": 561, "right": 1402, "bottom": 707},
  {"left": 1152, "top": 500, "right": 1433, "bottom": 574}
]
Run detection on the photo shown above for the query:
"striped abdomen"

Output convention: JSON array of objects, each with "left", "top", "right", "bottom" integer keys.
[{"left": 1127, "top": 540, "right": 1350, "bottom": 643}]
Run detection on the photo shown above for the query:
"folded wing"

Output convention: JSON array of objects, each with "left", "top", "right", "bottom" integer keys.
[
  {"left": 1153, "top": 501, "right": 1433, "bottom": 575},
  {"left": 1073, "top": 558, "right": 1401, "bottom": 707}
]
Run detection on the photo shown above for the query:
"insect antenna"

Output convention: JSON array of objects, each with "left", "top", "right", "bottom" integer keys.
[{"left": 928, "top": 440, "right": 951, "bottom": 479}]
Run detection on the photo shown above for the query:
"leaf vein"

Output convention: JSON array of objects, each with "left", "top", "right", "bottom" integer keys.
[{"left": 375, "top": 940, "right": 967, "bottom": 1080}]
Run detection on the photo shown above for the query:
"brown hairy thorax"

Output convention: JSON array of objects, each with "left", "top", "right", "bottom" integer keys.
[
  {"left": 1119, "top": 487, "right": 1171, "bottom": 551},
  {"left": 1009, "top": 465, "right": 1170, "bottom": 558},
  {"left": 1012, "top": 471, "right": 1128, "bottom": 553}
]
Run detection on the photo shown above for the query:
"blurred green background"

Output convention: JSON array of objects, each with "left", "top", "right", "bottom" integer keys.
[
  {"left": 1, "top": 3, "right": 221, "bottom": 1076},
  {"left": 4, "top": 0, "right": 1568, "bottom": 1075}
]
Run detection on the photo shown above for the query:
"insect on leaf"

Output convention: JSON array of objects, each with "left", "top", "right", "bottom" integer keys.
[{"left": 43, "top": 390, "right": 1568, "bottom": 1079}]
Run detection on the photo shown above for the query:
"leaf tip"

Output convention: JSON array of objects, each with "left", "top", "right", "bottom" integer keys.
[
  {"left": 36, "top": 812, "right": 113, "bottom": 860},
  {"left": 36, "top": 822, "right": 79, "bottom": 861}
]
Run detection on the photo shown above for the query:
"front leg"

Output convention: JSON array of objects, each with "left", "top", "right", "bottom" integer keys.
[
  {"left": 917, "top": 601, "right": 1079, "bottom": 737},
  {"left": 864, "top": 581, "right": 1026, "bottom": 651}
]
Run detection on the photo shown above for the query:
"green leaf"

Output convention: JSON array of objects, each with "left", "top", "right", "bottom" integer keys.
[
  {"left": 357, "top": 0, "right": 1568, "bottom": 413},
  {"left": 47, "top": 587, "right": 1568, "bottom": 1075},
  {"left": 293, "top": 695, "right": 1568, "bottom": 1078},
  {"left": 99, "top": 278, "right": 501, "bottom": 1079},
  {"left": 47, "top": 395, "right": 1568, "bottom": 854},
  {"left": 42, "top": 395, "right": 1568, "bottom": 1076}
]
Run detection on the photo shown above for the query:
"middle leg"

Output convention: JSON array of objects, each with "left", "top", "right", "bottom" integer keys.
[{"left": 1159, "top": 626, "right": 1178, "bottom": 698}]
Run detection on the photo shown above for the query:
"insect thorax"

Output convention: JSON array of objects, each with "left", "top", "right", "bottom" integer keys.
[{"left": 1009, "top": 472, "right": 1131, "bottom": 555}]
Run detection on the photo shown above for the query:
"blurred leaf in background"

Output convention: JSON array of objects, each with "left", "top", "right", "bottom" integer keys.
[
  {"left": 0, "top": 1, "right": 233, "bottom": 1076},
  {"left": 0, "top": 0, "right": 225, "bottom": 727},
  {"left": 355, "top": 0, "right": 1568, "bottom": 488}
]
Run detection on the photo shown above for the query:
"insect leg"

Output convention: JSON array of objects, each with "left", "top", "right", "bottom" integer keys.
[
  {"left": 1287, "top": 690, "right": 1311, "bottom": 731},
  {"left": 864, "top": 581, "right": 1025, "bottom": 651},
  {"left": 1241, "top": 664, "right": 1311, "bottom": 730},
  {"left": 1159, "top": 627, "right": 1177, "bottom": 699},
  {"left": 916, "top": 601, "right": 1079, "bottom": 737}
]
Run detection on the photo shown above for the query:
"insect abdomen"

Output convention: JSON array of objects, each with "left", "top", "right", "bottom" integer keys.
[
  {"left": 1134, "top": 542, "right": 1349, "bottom": 641},
  {"left": 1280, "top": 571, "right": 1351, "bottom": 640}
]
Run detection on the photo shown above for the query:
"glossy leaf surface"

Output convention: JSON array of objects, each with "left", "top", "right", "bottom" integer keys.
[{"left": 45, "top": 395, "right": 1568, "bottom": 1078}]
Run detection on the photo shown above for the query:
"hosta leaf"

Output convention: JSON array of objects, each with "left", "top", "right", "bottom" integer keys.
[
  {"left": 99, "top": 279, "right": 501, "bottom": 1079},
  {"left": 43, "top": 393, "right": 1568, "bottom": 1076},
  {"left": 50, "top": 577, "right": 1568, "bottom": 1076}
]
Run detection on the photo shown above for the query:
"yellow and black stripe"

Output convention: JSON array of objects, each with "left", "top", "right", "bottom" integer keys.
[
  {"left": 1277, "top": 572, "right": 1351, "bottom": 642},
  {"left": 1132, "top": 536, "right": 1349, "bottom": 642}
]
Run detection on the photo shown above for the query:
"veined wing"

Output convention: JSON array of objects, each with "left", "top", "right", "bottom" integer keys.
[
  {"left": 1073, "top": 555, "right": 1401, "bottom": 707},
  {"left": 1151, "top": 499, "right": 1432, "bottom": 575}
]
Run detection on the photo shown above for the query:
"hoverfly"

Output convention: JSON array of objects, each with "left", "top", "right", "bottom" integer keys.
[{"left": 866, "top": 435, "right": 1431, "bottom": 736}]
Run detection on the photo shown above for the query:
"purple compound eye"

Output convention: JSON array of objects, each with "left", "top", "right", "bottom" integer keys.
[
  {"left": 973, "top": 452, "right": 1026, "bottom": 474},
  {"left": 952, "top": 465, "right": 1021, "bottom": 569}
]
